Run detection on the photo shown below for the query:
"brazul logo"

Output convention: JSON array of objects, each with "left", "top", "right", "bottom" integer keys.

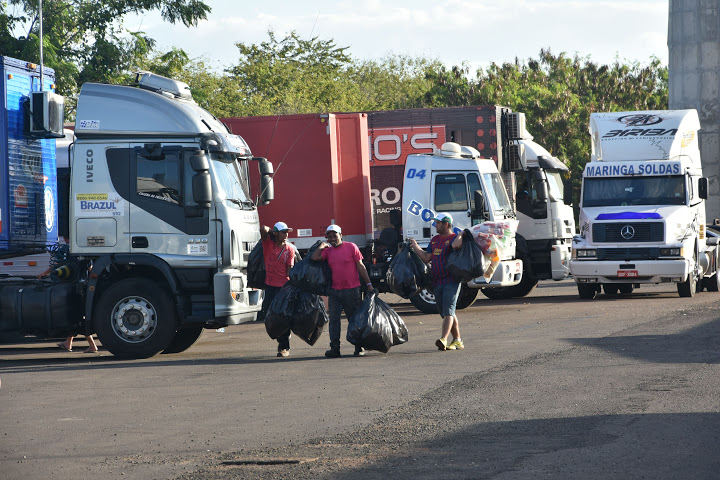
[{"left": 602, "top": 113, "right": 677, "bottom": 138}]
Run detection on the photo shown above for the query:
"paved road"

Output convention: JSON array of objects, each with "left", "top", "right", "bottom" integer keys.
[{"left": 1, "top": 280, "right": 719, "bottom": 479}]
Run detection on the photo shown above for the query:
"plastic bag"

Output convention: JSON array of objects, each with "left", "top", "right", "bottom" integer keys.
[
  {"left": 289, "top": 240, "right": 332, "bottom": 295},
  {"left": 347, "top": 292, "right": 408, "bottom": 353},
  {"left": 470, "top": 220, "right": 519, "bottom": 279},
  {"left": 447, "top": 230, "right": 486, "bottom": 282},
  {"left": 385, "top": 241, "right": 432, "bottom": 298},
  {"left": 264, "top": 283, "right": 328, "bottom": 345},
  {"left": 290, "top": 290, "right": 328, "bottom": 346},
  {"left": 247, "top": 241, "right": 266, "bottom": 289}
]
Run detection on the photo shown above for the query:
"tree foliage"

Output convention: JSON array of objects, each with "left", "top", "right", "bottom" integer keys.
[{"left": 1, "top": 0, "right": 210, "bottom": 96}]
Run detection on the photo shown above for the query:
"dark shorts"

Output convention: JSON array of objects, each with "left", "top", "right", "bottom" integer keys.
[{"left": 433, "top": 282, "right": 461, "bottom": 318}]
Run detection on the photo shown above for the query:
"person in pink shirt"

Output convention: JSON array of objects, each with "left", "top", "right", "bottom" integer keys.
[
  {"left": 312, "top": 224, "right": 375, "bottom": 358},
  {"left": 259, "top": 221, "right": 297, "bottom": 357}
]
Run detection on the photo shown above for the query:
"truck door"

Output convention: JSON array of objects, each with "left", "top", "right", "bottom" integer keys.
[{"left": 128, "top": 143, "right": 210, "bottom": 256}]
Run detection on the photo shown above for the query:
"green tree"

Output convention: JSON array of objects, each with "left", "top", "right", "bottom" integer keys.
[{"left": 1, "top": 0, "right": 211, "bottom": 96}]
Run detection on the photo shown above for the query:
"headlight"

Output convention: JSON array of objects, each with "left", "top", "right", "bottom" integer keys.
[
  {"left": 660, "top": 248, "right": 682, "bottom": 256},
  {"left": 576, "top": 249, "right": 597, "bottom": 258}
]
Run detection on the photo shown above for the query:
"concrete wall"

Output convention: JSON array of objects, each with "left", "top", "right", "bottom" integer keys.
[{"left": 668, "top": 0, "right": 720, "bottom": 220}]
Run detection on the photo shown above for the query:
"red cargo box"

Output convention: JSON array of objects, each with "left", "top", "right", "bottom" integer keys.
[{"left": 223, "top": 113, "right": 372, "bottom": 250}]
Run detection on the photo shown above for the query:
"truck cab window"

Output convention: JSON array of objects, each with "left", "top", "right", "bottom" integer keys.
[
  {"left": 467, "top": 173, "right": 481, "bottom": 211},
  {"left": 434, "top": 174, "right": 468, "bottom": 211},
  {"left": 137, "top": 151, "right": 182, "bottom": 205},
  {"left": 515, "top": 169, "right": 547, "bottom": 219}
]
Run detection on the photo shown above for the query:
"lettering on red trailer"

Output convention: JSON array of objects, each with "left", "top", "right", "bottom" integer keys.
[{"left": 369, "top": 125, "right": 446, "bottom": 165}]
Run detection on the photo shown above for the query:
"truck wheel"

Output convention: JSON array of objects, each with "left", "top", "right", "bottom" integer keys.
[
  {"left": 577, "top": 284, "right": 599, "bottom": 300},
  {"left": 409, "top": 289, "right": 439, "bottom": 314},
  {"left": 603, "top": 285, "right": 619, "bottom": 296},
  {"left": 677, "top": 255, "right": 698, "bottom": 298},
  {"left": 162, "top": 326, "right": 204, "bottom": 354},
  {"left": 94, "top": 278, "right": 178, "bottom": 359},
  {"left": 455, "top": 285, "right": 479, "bottom": 309}
]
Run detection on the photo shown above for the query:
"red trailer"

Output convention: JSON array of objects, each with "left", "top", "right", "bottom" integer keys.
[{"left": 223, "top": 113, "right": 373, "bottom": 250}]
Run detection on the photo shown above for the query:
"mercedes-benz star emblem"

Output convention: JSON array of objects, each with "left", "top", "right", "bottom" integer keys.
[{"left": 621, "top": 225, "right": 635, "bottom": 240}]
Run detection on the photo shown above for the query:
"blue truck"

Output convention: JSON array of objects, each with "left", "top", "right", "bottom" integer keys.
[{"left": 0, "top": 56, "right": 61, "bottom": 267}]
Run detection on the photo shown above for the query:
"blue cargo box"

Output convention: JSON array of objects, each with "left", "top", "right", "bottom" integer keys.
[{"left": 0, "top": 56, "right": 58, "bottom": 254}]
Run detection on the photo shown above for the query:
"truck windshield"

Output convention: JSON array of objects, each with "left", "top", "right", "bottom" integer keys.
[
  {"left": 483, "top": 172, "right": 514, "bottom": 214},
  {"left": 210, "top": 153, "right": 252, "bottom": 206},
  {"left": 583, "top": 176, "right": 686, "bottom": 207}
]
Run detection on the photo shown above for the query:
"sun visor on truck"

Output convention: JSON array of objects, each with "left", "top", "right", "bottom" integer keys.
[
  {"left": 517, "top": 139, "right": 568, "bottom": 171},
  {"left": 589, "top": 110, "right": 701, "bottom": 164}
]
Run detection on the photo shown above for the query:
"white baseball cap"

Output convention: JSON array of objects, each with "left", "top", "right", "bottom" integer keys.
[
  {"left": 432, "top": 212, "right": 453, "bottom": 224},
  {"left": 273, "top": 221, "right": 293, "bottom": 232},
  {"left": 326, "top": 224, "right": 342, "bottom": 234}
]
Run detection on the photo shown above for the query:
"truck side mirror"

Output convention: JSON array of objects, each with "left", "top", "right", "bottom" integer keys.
[
  {"left": 259, "top": 175, "right": 274, "bottom": 205},
  {"left": 563, "top": 179, "right": 573, "bottom": 206},
  {"left": 255, "top": 157, "right": 275, "bottom": 205},
  {"left": 190, "top": 150, "right": 211, "bottom": 207},
  {"left": 699, "top": 177, "right": 708, "bottom": 200}
]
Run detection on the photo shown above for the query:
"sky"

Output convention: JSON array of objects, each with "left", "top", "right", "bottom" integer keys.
[{"left": 127, "top": 0, "right": 669, "bottom": 73}]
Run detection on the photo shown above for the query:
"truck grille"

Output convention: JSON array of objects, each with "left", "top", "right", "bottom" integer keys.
[
  {"left": 592, "top": 222, "right": 664, "bottom": 242},
  {"left": 597, "top": 248, "right": 660, "bottom": 260}
]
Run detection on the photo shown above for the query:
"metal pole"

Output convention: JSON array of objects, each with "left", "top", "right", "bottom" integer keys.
[{"left": 39, "top": 0, "right": 44, "bottom": 90}]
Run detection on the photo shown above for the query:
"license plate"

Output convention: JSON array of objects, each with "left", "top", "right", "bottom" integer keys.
[{"left": 617, "top": 270, "right": 638, "bottom": 278}]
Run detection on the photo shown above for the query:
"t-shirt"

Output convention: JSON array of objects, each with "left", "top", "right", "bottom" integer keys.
[
  {"left": 426, "top": 233, "right": 458, "bottom": 287},
  {"left": 321, "top": 241, "right": 363, "bottom": 290},
  {"left": 262, "top": 237, "right": 296, "bottom": 288}
]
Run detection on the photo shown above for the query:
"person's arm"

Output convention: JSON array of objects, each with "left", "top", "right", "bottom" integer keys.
[
  {"left": 260, "top": 225, "right": 270, "bottom": 241},
  {"left": 408, "top": 238, "right": 432, "bottom": 263},
  {"left": 356, "top": 261, "right": 375, "bottom": 292},
  {"left": 452, "top": 233, "right": 463, "bottom": 250},
  {"left": 311, "top": 243, "right": 329, "bottom": 261}
]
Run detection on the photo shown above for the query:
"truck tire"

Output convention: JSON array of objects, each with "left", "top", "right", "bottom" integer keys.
[
  {"left": 162, "top": 326, "right": 204, "bottom": 354},
  {"left": 94, "top": 278, "right": 178, "bottom": 359},
  {"left": 455, "top": 285, "right": 479, "bottom": 309},
  {"left": 409, "top": 289, "right": 439, "bottom": 314},
  {"left": 678, "top": 252, "right": 698, "bottom": 298},
  {"left": 603, "top": 284, "right": 619, "bottom": 296},
  {"left": 705, "top": 249, "right": 720, "bottom": 292},
  {"left": 577, "top": 284, "right": 599, "bottom": 300}
]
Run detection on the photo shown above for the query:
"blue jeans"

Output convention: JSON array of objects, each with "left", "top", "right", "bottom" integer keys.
[
  {"left": 433, "top": 282, "right": 461, "bottom": 318},
  {"left": 327, "top": 287, "right": 361, "bottom": 349},
  {"left": 260, "top": 285, "right": 290, "bottom": 351}
]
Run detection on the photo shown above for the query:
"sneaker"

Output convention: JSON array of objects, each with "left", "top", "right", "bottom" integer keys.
[
  {"left": 277, "top": 349, "right": 290, "bottom": 357},
  {"left": 435, "top": 338, "right": 447, "bottom": 351},
  {"left": 354, "top": 346, "right": 365, "bottom": 357},
  {"left": 325, "top": 348, "right": 341, "bottom": 358},
  {"left": 446, "top": 339, "right": 464, "bottom": 350}
]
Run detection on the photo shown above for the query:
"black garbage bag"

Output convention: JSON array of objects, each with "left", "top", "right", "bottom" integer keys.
[
  {"left": 290, "top": 290, "right": 328, "bottom": 346},
  {"left": 386, "top": 241, "right": 432, "bottom": 298},
  {"left": 447, "top": 229, "right": 486, "bottom": 282},
  {"left": 247, "top": 241, "right": 266, "bottom": 289},
  {"left": 265, "top": 283, "right": 328, "bottom": 345},
  {"left": 264, "top": 285, "right": 293, "bottom": 339},
  {"left": 347, "top": 292, "right": 408, "bottom": 353},
  {"left": 289, "top": 240, "right": 332, "bottom": 295}
]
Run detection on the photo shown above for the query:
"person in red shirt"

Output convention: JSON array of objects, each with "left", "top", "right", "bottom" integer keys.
[
  {"left": 409, "top": 212, "right": 464, "bottom": 351},
  {"left": 259, "top": 221, "right": 297, "bottom": 357},
  {"left": 312, "top": 224, "right": 374, "bottom": 358}
]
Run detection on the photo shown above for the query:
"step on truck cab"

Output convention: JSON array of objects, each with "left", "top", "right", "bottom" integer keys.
[
  {"left": 0, "top": 68, "right": 274, "bottom": 357},
  {"left": 402, "top": 142, "right": 523, "bottom": 312},
  {"left": 570, "top": 109, "right": 719, "bottom": 299}
]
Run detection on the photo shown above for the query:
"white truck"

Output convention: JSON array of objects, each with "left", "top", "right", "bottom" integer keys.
[
  {"left": 401, "top": 142, "right": 523, "bottom": 312},
  {"left": 570, "top": 109, "right": 720, "bottom": 299},
  {"left": 1, "top": 67, "right": 274, "bottom": 357}
]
